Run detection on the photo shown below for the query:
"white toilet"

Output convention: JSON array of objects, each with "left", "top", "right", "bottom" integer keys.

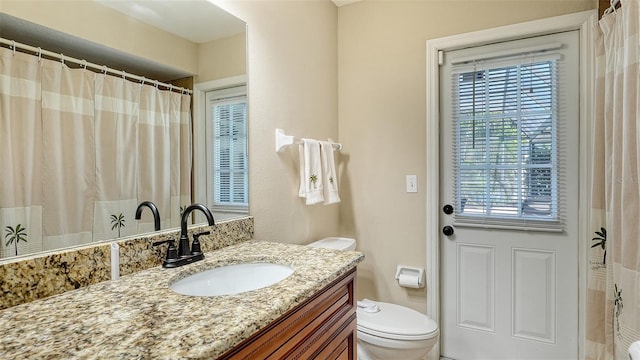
[{"left": 308, "top": 237, "right": 439, "bottom": 360}]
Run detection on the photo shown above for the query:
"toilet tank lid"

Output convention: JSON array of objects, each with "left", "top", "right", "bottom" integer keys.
[
  {"left": 357, "top": 301, "right": 438, "bottom": 340},
  {"left": 308, "top": 237, "right": 356, "bottom": 251}
]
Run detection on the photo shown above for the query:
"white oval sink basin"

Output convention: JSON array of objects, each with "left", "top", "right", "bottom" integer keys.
[{"left": 170, "top": 263, "right": 294, "bottom": 297}]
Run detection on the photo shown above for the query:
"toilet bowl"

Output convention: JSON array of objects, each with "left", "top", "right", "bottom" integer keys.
[{"left": 307, "top": 237, "right": 439, "bottom": 360}]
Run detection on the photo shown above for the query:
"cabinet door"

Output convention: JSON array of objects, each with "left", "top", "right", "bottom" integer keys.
[
  {"left": 271, "top": 276, "right": 355, "bottom": 359},
  {"left": 312, "top": 315, "right": 357, "bottom": 360},
  {"left": 220, "top": 269, "right": 357, "bottom": 360}
]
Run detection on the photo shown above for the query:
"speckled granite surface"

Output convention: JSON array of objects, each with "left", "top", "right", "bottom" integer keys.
[
  {"left": 0, "top": 217, "right": 254, "bottom": 310},
  {"left": 0, "top": 241, "right": 363, "bottom": 359},
  {"left": 0, "top": 244, "right": 112, "bottom": 310},
  {"left": 118, "top": 216, "right": 254, "bottom": 276}
]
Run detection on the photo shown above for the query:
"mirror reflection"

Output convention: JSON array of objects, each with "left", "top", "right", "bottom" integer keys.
[{"left": 0, "top": 0, "right": 247, "bottom": 260}]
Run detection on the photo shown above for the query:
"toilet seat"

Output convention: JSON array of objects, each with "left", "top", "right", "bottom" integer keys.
[{"left": 357, "top": 301, "right": 438, "bottom": 341}]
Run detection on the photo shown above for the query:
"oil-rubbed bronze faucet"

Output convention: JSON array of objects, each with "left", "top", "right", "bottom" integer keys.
[
  {"left": 153, "top": 203, "right": 215, "bottom": 268},
  {"left": 179, "top": 203, "right": 215, "bottom": 257}
]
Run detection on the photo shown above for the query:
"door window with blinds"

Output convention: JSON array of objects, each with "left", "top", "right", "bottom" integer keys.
[
  {"left": 205, "top": 86, "right": 248, "bottom": 211},
  {"left": 450, "top": 46, "right": 565, "bottom": 231}
]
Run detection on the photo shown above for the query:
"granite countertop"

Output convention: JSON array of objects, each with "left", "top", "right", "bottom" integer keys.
[{"left": 0, "top": 240, "right": 364, "bottom": 359}]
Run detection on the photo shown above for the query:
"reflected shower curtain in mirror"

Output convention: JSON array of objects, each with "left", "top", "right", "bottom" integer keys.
[
  {"left": 93, "top": 74, "right": 141, "bottom": 241},
  {"left": 137, "top": 85, "right": 192, "bottom": 232},
  {"left": 0, "top": 48, "right": 43, "bottom": 256},
  {"left": 0, "top": 47, "right": 192, "bottom": 258},
  {"left": 172, "top": 92, "right": 193, "bottom": 228},
  {"left": 586, "top": 0, "right": 640, "bottom": 359},
  {"left": 41, "top": 56, "right": 96, "bottom": 250}
]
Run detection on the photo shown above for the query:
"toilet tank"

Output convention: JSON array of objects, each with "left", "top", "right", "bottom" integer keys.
[{"left": 308, "top": 237, "right": 356, "bottom": 251}]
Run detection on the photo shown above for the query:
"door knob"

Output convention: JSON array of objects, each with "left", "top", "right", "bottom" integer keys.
[
  {"left": 443, "top": 204, "right": 454, "bottom": 215},
  {"left": 442, "top": 225, "right": 454, "bottom": 236}
]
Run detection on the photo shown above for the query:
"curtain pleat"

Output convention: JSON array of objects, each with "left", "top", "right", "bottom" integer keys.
[
  {"left": 587, "top": 0, "right": 640, "bottom": 359},
  {"left": 41, "top": 60, "right": 96, "bottom": 249},
  {"left": 138, "top": 85, "right": 171, "bottom": 232},
  {"left": 0, "top": 48, "right": 43, "bottom": 257},
  {"left": 171, "top": 93, "right": 192, "bottom": 228},
  {"left": 93, "top": 74, "right": 141, "bottom": 241},
  {"left": 0, "top": 47, "right": 192, "bottom": 257}
]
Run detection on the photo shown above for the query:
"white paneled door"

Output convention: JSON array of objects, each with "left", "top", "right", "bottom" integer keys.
[{"left": 439, "top": 31, "right": 579, "bottom": 360}]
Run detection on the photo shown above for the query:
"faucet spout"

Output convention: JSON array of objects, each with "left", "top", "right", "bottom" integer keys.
[
  {"left": 135, "top": 201, "right": 161, "bottom": 231},
  {"left": 178, "top": 203, "right": 215, "bottom": 257}
]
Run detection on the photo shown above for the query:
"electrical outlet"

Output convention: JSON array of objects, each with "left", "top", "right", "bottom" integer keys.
[{"left": 406, "top": 175, "right": 417, "bottom": 193}]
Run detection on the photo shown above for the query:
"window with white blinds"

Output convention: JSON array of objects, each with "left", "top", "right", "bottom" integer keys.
[
  {"left": 451, "top": 53, "right": 564, "bottom": 231},
  {"left": 207, "top": 86, "right": 248, "bottom": 210}
]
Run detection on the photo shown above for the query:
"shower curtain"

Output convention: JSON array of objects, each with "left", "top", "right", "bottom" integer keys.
[
  {"left": 41, "top": 51, "right": 96, "bottom": 249},
  {"left": 137, "top": 83, "right": 193, "bottom": 232},
  {"left": 0, "top": 48, "right": 44, "bottom": 255},
  {"left": 586, "top": 0, "right": 640, "bottom": 359},
  {"left": 0, "top": 47, "right": 192, "bottom": 257}
]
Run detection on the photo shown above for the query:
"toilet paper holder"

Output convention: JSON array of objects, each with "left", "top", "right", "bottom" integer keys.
[{"left": 395, "top": 265, "right": 425, "bottom": 289}]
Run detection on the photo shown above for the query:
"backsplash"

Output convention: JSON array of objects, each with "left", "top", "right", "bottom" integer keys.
[{"left": 0, "top": 217, "right": 253, "bottom": 310}]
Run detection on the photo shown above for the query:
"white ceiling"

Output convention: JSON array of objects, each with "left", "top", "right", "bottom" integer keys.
[{"left": 94, "top": 0, "right": 246, "bottom": 44}]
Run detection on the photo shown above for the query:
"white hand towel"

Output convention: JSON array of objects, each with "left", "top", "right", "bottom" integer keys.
[
  {"left": 298, "top": 139, "right": 324, "bottom": 205},
  {"left": 320, "top": 141, "right": 340, "bottom": 205}
]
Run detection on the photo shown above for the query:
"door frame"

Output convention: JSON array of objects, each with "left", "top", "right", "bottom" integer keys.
[{"left": 425, "top": 10, "right": 596, "bottom": 360}]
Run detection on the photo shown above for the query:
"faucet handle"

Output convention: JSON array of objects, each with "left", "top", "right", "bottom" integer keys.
[
  {"left": 153, "top": 239, "right": 178, "bottom": 261},
  {"left": 191, "top": 231, "right": 210, "bottom": 255}
]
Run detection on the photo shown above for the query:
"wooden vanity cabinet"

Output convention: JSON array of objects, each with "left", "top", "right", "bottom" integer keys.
[{"left": 220, "top": 268, "right": 357, "bottom": 360}]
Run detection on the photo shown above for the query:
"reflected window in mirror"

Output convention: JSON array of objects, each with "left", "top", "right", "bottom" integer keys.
[{"left": 205, "top": 86, "right": 248, "bottom": 220}]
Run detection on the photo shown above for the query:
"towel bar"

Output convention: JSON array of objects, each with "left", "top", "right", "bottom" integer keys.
[{"left": 275, "top": 128, "right": 342, "bottom": 153}]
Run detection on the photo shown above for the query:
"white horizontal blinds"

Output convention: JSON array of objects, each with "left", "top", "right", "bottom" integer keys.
[
  {"left": 451, "top": 49, "right": 564, "bottom": 231},
  {"left": 211, "top": 91, "right": 248, "bottom": 208}
]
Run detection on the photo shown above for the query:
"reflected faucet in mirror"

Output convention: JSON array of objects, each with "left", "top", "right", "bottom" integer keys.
[{"left": 135, "top": 201, "right": 161, "bottom": 231}]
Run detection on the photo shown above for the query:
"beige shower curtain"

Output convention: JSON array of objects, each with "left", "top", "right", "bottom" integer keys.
[
  {"left": 171, "top": 92, "right": 193, "bottom": 228},
  {"left": 586, "top": 0, "right": 640, "bottom": 358},
  {"left": 0, "top": 48, "right": 43, "bottom": 256},
  {"left": 92, "top": 74, "right": 141, "bottom": 241},
  {"left": 41, "top": 56, "right": 96, "bottom": 249},
  {"left": 137, "top": 86, "right": 192, "bottom": 232},
  {"left": 0, "top": 47, "right": 192, "bottom": 257}
]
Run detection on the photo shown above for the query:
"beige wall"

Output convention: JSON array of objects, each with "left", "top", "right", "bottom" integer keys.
[
  {"left": 337, "top": 0, "right": 595, "bottom": 312},
  {"left": 216, "top": 1, "right": 341, "bottom": 245},
  {"left": 197, "top": 32, "right": 246, "bottom": 83},
  {"left": 1, "top": 0, "right": 198, "bottom": 75}
]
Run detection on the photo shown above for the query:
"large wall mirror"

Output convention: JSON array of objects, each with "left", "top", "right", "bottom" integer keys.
[{"left": 0, "top": 0, "right": 247, "bottom": 261}]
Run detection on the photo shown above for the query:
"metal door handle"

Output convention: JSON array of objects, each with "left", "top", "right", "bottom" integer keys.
[{"left": 443, "top": 225, "right": 454, "bottom": 236}]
